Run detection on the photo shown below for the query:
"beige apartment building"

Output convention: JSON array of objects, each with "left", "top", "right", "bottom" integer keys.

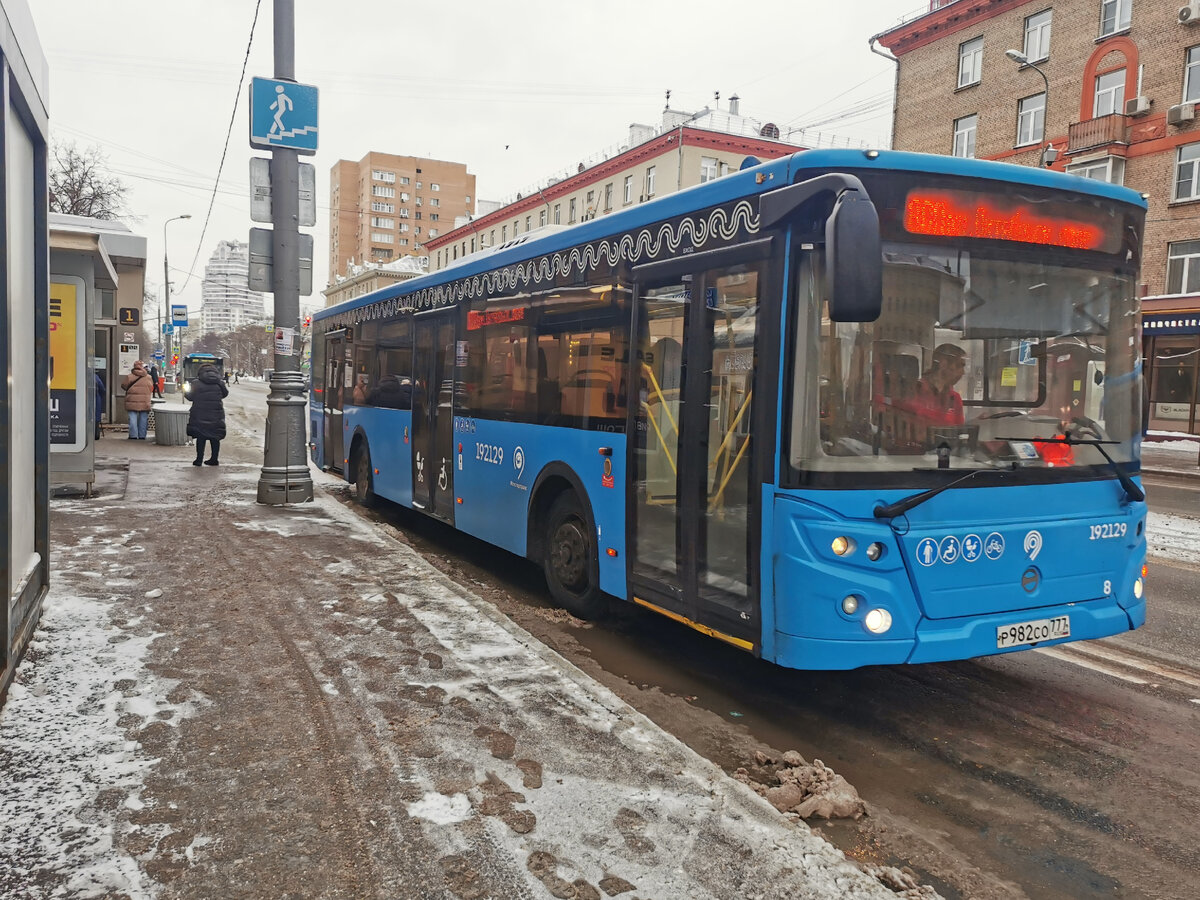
[
  {"left": 877, "top": 0, "right": 1200, "bottom": 434},
  {"left": 329, "top": 152, "right": 475, "bottom": 280},
  {"left": 426, "top": 100, "right": 805, "bottom": 271}
]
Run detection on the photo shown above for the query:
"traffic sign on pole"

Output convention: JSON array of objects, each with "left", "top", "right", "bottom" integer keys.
[
  {"left": 249, "top": 77, "right": 319, "bottom": 154},
  {"left": 171, "top": 305, "right": 189, "bottom": 326}
]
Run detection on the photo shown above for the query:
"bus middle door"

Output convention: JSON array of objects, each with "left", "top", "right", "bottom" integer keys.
[
  {"left": 412, "top": 310, "right": 456, "bottom": 523},
  {"left": 323, "top": 330, "right": 348, "bottom": 473}
]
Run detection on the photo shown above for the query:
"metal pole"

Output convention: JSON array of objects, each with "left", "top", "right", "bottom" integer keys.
[
  {"left": 163, "top": 214, "right": 191, "bottom": 381},
  {"left": 257, "top": 0, "right": 314, "bottom": 504}
]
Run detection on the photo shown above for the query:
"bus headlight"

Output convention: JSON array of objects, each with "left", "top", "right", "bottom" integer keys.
[
  {"left": 866, "top": 542, "right": 884, "bottom": 561},
  {"left": 841, "top": 595, "right": 860, "bottom": 615},
  {"left": 1133, "top": 578, "right": 1143, "bottom": 600},
  {"left": 831, "top": 536, "right": 855, "bottom": 556},
  {"left": 864, "top": 608, "right": 893, "bottom": 634}
]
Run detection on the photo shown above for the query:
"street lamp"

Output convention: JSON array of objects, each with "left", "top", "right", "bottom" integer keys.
[
  {"left": 163, "top": 214, "right": 192, "bottom": 379},
  {"left": 1005, "top": 49, "right": 1058, "bottom": 167}
]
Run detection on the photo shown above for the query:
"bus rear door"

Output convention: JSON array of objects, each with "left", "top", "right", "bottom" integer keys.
[
  {"left": 323, "top": 330, "right": 348, "bottom": 473},
  {"left": 629, "top": 241, "right": 770, "bottom": 648},
  {"left": 412, "top": 310, "right": 456, "bottom": 523}
]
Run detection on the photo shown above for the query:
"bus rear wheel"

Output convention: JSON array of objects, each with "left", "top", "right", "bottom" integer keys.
[
  {"left": 543, "top": 492, "right": 607, "bottom": 619},
  {"left": 353, "top": 444, "right": 376, "bottom": 506}
]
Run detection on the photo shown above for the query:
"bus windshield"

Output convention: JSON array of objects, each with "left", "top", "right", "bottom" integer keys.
[{"left": 790, "top": 242, "right": 1141, "bottom": 478}]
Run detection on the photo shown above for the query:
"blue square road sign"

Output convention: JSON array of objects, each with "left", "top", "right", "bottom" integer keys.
[{"left": 250, "top": 77, "right": 319, "bottom": 154}]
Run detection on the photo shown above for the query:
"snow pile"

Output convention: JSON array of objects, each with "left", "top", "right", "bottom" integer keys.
[
  {"left": 733, "top": 749, "right": 868, "bottom": 820},
  {"left": 0, "top": 593, "right": 190, "bottom": 898}
]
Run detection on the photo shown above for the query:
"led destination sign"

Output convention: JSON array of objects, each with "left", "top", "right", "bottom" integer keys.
[{"left": 903, "top": 189, "right": 1118, "bottom": 252}]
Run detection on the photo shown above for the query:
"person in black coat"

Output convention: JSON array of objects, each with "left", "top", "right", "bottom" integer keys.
[{"left": 186, "top": 364, "right": 229, "bottom": 466}]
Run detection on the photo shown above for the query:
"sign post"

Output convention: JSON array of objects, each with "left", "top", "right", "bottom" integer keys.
[{"left": 254, "top": 0, "right": 315, "bottom": 505}]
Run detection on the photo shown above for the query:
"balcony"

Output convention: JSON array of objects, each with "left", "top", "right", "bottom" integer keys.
[{"left": 1068, "top": 114, "right": 1129, "bottom": 154}]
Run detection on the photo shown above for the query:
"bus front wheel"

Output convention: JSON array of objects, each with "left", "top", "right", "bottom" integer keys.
[
  {"left": 543, "top": 492, "right": 606, "bottom": 619},
  {"left": 353, "top": 444, "right": 376, "bottom": 507}
]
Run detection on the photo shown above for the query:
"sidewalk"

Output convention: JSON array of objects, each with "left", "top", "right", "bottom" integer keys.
[
  {"left": 1141, "top": 435, "right": 1200, "bottom": 481},
  {"left": 1, "top": 435, "right": 904, "bottom": 899}
]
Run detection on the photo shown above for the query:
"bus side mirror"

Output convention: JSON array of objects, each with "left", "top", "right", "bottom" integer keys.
[{"left": 826, "top": 190, "right": 883, "bottom": 323}]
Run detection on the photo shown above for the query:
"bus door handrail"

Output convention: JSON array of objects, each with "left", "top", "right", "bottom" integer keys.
[{"left": 709, "top": 390, "right": 752, "bottom": 511}]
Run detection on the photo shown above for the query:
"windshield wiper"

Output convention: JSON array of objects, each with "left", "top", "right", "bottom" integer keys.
[
  {"left": 873, "top": 469, "right": 986, "bottom": 519},
  {"left": 995, "top": 420, "right": 1145, "bottom": 503}
]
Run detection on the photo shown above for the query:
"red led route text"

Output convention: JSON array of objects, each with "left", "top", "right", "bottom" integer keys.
[
  {"left": 904, "top": 191, "right": 1105, "bottom": 251},
  {"left": 466, "top": 306, "right": 525, "bottom": 331}
]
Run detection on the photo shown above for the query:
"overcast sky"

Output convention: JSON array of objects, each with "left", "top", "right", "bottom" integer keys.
[{"left": 31, "top": 0, "right": 907, "bottom": 320}]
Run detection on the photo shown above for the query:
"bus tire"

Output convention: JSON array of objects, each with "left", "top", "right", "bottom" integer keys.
[
  {"left": 543, "top": 492, "right": 607, "bottom": 619},
  {"left": 353, "top": 442, "right": 376, "bottom": 507}
]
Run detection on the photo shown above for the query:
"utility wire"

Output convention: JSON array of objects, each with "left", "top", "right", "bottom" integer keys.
[{"left": 179, "top": 0, "right": 262, "bottom": 294}]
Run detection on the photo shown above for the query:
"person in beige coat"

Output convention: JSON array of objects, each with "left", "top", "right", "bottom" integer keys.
[{"left": 121, "top": 360, "right": 154, "bottom": 439}]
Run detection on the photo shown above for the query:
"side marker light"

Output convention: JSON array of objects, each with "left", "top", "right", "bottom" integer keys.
[
  {"left": 606, "top": 548, "right": 618, "bottom": 557},
  {"left": 866, "top": 542, "right": 884, "bottom": 561}
]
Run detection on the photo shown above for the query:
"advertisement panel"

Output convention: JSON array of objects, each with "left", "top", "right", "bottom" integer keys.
[{"left": 49, "top": 278, "right": 86, "bottom": 451}]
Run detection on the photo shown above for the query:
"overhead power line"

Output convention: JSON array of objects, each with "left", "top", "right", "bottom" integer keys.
[{"left": 179, "top": 0, "right": 263, "bottom": 295}]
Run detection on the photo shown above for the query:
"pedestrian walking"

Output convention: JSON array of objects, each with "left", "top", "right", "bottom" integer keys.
[
  {"left": 120, "top": 361, "right": 153, "bottom": 440},
  {"left": 186, "top": 363, "right": 228, "bottom": 466},
  {"left": 148, "top": 363, "right": 163, "bottom": 398}
]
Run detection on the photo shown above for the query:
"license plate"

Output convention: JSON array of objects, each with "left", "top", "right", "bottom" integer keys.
[{"left": 996, "top": 615, "right": 1070, "bottom": 649}]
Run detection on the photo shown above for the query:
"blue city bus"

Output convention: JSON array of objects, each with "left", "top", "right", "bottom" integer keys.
[
  {"left": 310, "top": 149, "right": 1147, "bottom": 670},
  {"left": 181, "top": 352, "right": 224, "bottom": 398}
]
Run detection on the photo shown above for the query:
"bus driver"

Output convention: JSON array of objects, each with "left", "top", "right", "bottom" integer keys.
[{"left": 903, "top": 343, "right": 966, "bottom": 431}]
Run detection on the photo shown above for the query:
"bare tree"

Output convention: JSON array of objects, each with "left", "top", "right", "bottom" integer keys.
[{"left": 49, "top": 140, "right": 131, "bottom": 220}]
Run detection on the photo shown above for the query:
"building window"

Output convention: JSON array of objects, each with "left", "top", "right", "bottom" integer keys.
[
  {"left": 1099, "top": 0, "right": 1131, "bottom": 36},
  {"left": 399, "top": 208, "right": 410, "bottom": 218},
  {"left": 430, "top": 229, "right": 438, "bottom": 238},
  {"left": 430, "top": 197, "right": 440, "bottom": 207},
  {"left": 400, "top": 176, "right": 410, "bottom": 185},
  {"left": 646, "top": 166, "right": 656, "bottom": 198},
  {"left": 415, "top": 197, "right": 422, "bottom": 207},
  {"left": 624, "top": 175, "right": 633, "bottom": 205},
  {"left": 585, "top": 190, "right": 595, "bottom": 217},
  {"left": 953, "top": 114, "right": 978, "bottom": 158},
  {"left": 569, "top": 198, "right": 577, "bottom": 223},
  {"left": 371, "top": 170, "right": 396, "bottom": 183},
  {"left": 1017, "top": 93, "right": 1045, "bottom": 146},
  {"left": 370, "top": 216, "right": 394, "bottom": 228},
  {"left": 370, "top": 201, "right": 394, "bottom": 213},
  {"left": 539, "top": 210, "right": 547, "bottom": 227},
  {"left": 502, "top": 226, "right": 508, "bottom": 241},
  {"left": 958, "top": 37, "right": 983, "bottom": 88},
  {"left": 399, "top": 192, "right": 409, "bottom": 202},
  {"left": 1186, "top": 47, "right": 1200, "bottom": 103},
  {"left": 430, "top": 213, "right": 439, "bottom": 222},
  {"left": 1067, "top": 156, "right": 1125, "bottom": 184},
  {"left": 416, "top": 181, "right": 422, "bottom": 189},
  {"left": 371, "top": 232, "right": 394, "bottom": 244},
  {"left": 415, "top": 212, "right": 421, "bottom": 220},
  {"left": 1024, "top": 9, "right": 1052, "bottom": 62},
  {"left": 465, "top": 194, "right": 472, "bottom": 204},
  {"left": 1168, "top": 240, "right": 1200, "bottom": 293},
  {"left": 525, "top": 215, "right": 532, "bottom": 231},
  {"left": 371, "top": 185, "right": 395, "bottom": 198},
  {"left": 604, "top": 183, "right": 613, "bottom": 211},
  {"left": 431, "top": 183, "right": 440, "bottom": 191},
  {"left": 399, "top": 223, "right": 409, "bottom": 232},
  {"left": 1175, "top": 143, "right": 1200, "bottom": 201},
  {"left": 700, "top": 156, "right": 719, "bottom": 183},
  {"left": 399, "top": 238, "right": 409, "bottom": 247},
  {"left": 415, "top": 227, "right": 421, "bottom": 235},
  {"left": 513, "top": 219, "right": 520, "bottom": 235},
  {"left": 1093, "top": 68, "right": 1126, "bottom": 117},
  {"left": 554, "top": 204, "right": 561, "bottom": 224}
]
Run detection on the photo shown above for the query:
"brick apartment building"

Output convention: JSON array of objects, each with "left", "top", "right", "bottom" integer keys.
[
  {"left": 329, "top": 152, "right": 476, "bottom": 279},
  {"left": 876, "top": 0, "right": 1200, "bottom": 434},
  {"left": 425, "top": 99, "right": 805, "bottom": 272}
]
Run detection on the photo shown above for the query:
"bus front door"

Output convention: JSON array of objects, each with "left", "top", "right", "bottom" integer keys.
[
  {"left": 629, "top": 245, "right": 768, "bottom": 648},
  {"left": 412, "top": 312, "right": 456, "bottom": 523},
  {"left": 324, "top": 331, "right": 348, "bottom": 473}
]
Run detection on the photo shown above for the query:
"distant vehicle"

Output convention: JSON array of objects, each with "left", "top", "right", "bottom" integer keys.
[
  {"left": 310, "top": 149, "right": 1148, "bottom": 671},
  {"left": 180, "top": 353, "right": 224, "bottom": 399}
]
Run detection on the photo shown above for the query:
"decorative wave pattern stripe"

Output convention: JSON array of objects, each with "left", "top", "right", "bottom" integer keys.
[{"left": 339, "top": 200, "right": 761, "bottom": 325}]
